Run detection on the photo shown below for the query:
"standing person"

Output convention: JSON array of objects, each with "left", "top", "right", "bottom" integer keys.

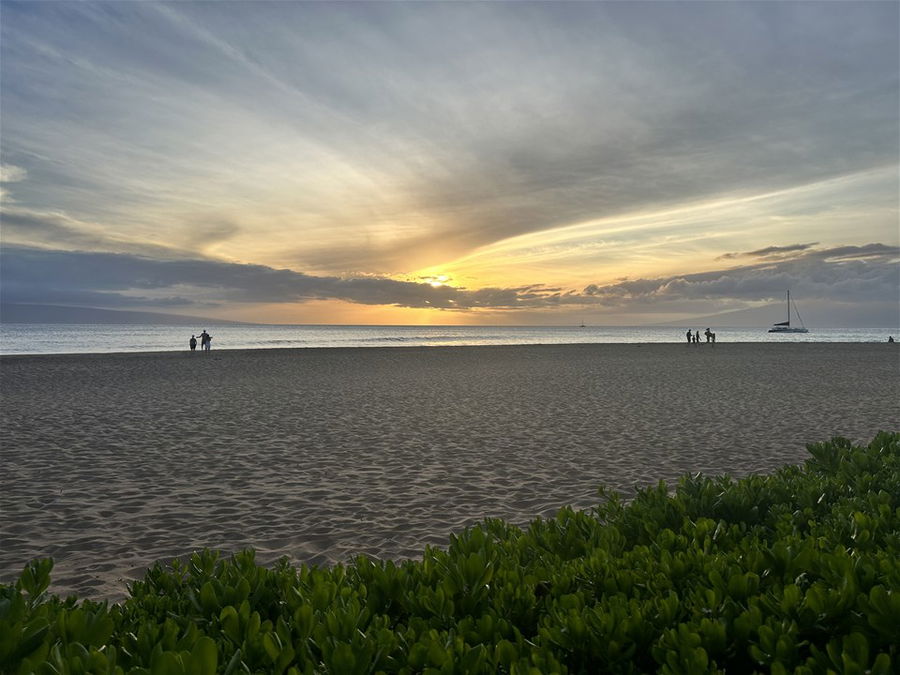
[
  {"left": 695, "top": 330, "right": 700, "bottom": 344},
  {"left": 198, "top": 330, "right": 210, "bottom": 352},
  {"left": 205, "top": 332, "right": 212, "bottom": 351},
  {"left": 704, "top": 328, "right": 711, "bottom": 343},
  {"left": 686, "top": 329, "right": 692, "bottom": 345},
  {"left": 189, "top": 335, "right": 197, "bottom": 352}
]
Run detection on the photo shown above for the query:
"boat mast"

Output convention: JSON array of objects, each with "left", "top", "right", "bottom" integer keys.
[{"left": 792, "top": 294, "right": 806, "bottom": 329}]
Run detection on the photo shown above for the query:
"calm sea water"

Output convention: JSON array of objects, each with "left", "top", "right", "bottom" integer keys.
[{"left": 0, "top": 324, "right": 896, "bottom": 355}]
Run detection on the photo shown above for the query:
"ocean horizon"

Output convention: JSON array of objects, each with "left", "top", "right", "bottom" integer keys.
[{"left": 1, "top": 323, "right": 896, "bottom": 355}]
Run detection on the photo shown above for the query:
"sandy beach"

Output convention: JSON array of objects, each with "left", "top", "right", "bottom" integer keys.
[{"left": 1, "top": 342, "right": 898, "bottom": 601}]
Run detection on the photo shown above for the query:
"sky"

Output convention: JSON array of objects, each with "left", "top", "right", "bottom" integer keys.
[{"left": 1, "top": 1, "right": 898, "bottom": 326}]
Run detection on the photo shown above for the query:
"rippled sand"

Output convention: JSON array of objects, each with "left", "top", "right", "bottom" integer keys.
[{"left": 1, "top": 343, "right": 898, "bottom": 600}]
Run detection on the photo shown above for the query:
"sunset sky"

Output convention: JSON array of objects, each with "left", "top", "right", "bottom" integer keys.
[{"left": 1, "top": 1, "right": 898, "bottom": 325}]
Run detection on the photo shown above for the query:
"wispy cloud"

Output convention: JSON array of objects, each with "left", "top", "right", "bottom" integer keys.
[
  {"left": 1, "top": 2, "right": 897, "bottom": 323},
  {"left": 0, "top": 207, "right": 203, "bottom": 259},
  {"left": 2, "top": 2, "right": 897, "bottom": 274},
  {"left": 719, "top": 243, "right": 820, "bottom": 260},
  {"left": 0, "top": 164, "right": 27, "bottom": 183},
  {"left": 0, "top": 163, "right": 27, "bottom": 203}
]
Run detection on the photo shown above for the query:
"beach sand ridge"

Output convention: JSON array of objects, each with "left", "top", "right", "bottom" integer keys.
[{"left": 2, "top": 343, "right": 898, "bottom": 600}]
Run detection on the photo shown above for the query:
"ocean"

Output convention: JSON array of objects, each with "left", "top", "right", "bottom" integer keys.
[{"left": 0, "top": 323, "right": 896, "bottom": 355}]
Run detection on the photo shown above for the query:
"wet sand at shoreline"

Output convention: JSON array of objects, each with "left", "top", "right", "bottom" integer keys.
[{"left": 1, "top": 343, "right": 898, "bottom": 600}]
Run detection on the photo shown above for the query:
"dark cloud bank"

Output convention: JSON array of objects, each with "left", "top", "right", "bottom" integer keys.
[{"left": 2, "top": 244, "right": 897, "bottom": 323}]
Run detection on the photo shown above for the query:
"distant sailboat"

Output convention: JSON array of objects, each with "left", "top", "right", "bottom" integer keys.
[{"left": 768, "top": 290, "right": 809, "bottom": 334}]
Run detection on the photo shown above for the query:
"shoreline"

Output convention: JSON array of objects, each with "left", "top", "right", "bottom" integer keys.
[
  {"left": 2, "top": 342, "right": 898, "bottom": 600},
  {"left": 3, "top": 324, "right": 898, "bottom": 358},
  {"left": 3, "top": 338, "right": 898, "bottom": 360}
]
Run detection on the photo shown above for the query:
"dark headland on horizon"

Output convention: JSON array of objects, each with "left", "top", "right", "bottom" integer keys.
[{"left": 0, "top": 303, "right": 248, "bottom": 326}]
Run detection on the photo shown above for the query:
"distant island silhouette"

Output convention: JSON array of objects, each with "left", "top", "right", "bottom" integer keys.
[{"left": 0, "top": 304, "right": 246, "bottom": 326}]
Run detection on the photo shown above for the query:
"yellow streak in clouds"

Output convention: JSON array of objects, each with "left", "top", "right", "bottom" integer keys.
[{"left": 423, "top": 167, "right": 898, "bottom": 291}]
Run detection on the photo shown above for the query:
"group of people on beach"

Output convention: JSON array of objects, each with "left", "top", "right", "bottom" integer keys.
[
  {"left": 686, "top": 328, "right": 715, "bottom": 345},
  {"left": 189, "top": 330, "right": 212, "bottom": 352}
]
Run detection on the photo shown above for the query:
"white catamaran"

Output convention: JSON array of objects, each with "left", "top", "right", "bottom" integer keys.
[{"left": 768, "top": 290, "right": 809, "bottom": 334}]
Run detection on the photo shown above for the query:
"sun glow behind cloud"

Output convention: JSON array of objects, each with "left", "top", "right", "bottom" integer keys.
[
  {"left": 424, "top": 166, "right": 899, "bottom": 291},
  {"left": 0, "top": 1, "right": 897, "bottom": 325}
]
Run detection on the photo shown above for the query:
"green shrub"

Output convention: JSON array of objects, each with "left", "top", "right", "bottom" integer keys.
[{"left": 2, "top": 432, "right": 898, "bottom": 673}]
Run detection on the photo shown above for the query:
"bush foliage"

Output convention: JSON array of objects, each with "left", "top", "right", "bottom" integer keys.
[{"left": 2, "top": 432, "right": 899, "bottom": 674}]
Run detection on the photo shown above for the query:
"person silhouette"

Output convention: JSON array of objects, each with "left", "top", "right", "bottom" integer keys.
[
  {"left": 695, "top": 330, "right": 700, "bottom": 344},
  {"left": 890, "top": 336, "right": 895, "bottom": 343},
  {"left": 686, "top": 329, "right": 692, "bottom": 345},
  {"left": 198, "top": 330, "right": 211, "bottom": 352},
  {"left": 189, "top": 335, "right": 197, "bottom": 351}
]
